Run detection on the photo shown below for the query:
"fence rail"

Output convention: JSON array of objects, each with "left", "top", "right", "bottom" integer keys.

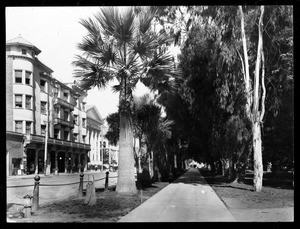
[{"left": 7, "top": 175, "right": 118, "bottom": 188}]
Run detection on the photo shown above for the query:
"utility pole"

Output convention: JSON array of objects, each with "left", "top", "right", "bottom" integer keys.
[{"left": 44, "top": 109, "right": 49, "bottom": 176}]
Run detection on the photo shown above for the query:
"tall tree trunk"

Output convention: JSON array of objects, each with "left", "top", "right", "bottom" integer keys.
[
  {"left": 150, "top": 150, "right": 154, "bottom": 179},
  {"left": 239, "top": 5, "right": 265, "bottom": 192},
  {"left": 116, "top": 75, "right": 137, "bottom": 195},
  {"left": 138, "top": 137, "right": 142, "bottom": 173},
  {"left": 116, "top": 112, "right": 137, "bottom": 195},
  {"left": 221, "top": 159, "right": 225, "bottom": 176},
  {"left": 252, "top": 5, "right": 265, "bottom": 192},
  {"left": 236, "top": 144, "right": 248, "bottom": 183},
  {"left": 252, "top": 121, "right": 263, "bottom": 191}
]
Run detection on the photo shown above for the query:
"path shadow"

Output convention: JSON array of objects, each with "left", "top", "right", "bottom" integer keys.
[
  {"left": 172, "top": 172, "right": 212, "bottom": 186},
  {"left": 202, "top": 170, "right": 294, "bottom": 190},
  {"left": 212, "top": 184, "right": 254, "bottom": 191}
]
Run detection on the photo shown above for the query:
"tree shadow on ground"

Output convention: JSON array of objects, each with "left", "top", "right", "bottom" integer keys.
[
  {"left": 212, "top": 184, "right": 254, "bottom": 191},
  {"left": 202, "top": 171, "right": 294, "bottom": 190},
  {"left": 172, "top": 173, "right": 212, "bottom": 186}
]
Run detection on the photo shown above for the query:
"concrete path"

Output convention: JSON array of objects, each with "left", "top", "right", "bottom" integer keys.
[{"left": 118, "top": 168, "right": 236, "bottom": 222}]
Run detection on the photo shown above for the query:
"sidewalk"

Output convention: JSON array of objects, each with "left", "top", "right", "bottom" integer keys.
[{"left": 118, "top": 168, "right": 236, "bottom": 222}]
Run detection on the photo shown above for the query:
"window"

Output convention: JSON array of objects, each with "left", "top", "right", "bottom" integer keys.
[
  {"left": 40, "top": 80, "right": 46, "bottom": 92},
  {"left": 25, "top": 71, "right": 31, "bottom": 85},
  {"left": 26, "top": 121, "right": 31, "bottom": 135},
  {"left": 22, "top": 49, "right": 26, "bottom": 55},
  {"left": 15, "top": 95, "right": 23, "bottom": 108},
  {"left": 54, "top": 129, "right": 59, "bottom": 139},
  {"left": 82, "top": 135, "right": 86, "bottom": 143},
  {"left": 73, "top": 115, "right": 78, "bottom": 124},
  {"left": 64, "top": 131, "right": 69, "bottom": 140},
  {"left": 82, "top": 118, "right": 86, "bottom": 127},
  {"left": 15, "top": 121, "right": 23, "bottom": 133},
  {"left": 54, "top": 107, "right": 59, "bottom": 118},
  {"left": 103, "top": 142, "right": 106, "bottom": 149},
  {"left": 63, "top": 92, "right": 68, "bottom": 99},
  {"left": 64, "top": 111, "right": 69, "bottom": 120},
  {"left": 82, "top": 103, "right": 85, "bottom": 111},
  {"left": 53, "top": 87, "right": 58, "bottom": 97},
  {"left": 25, "top": 95, "right": 31, "bottom": 109},
  {"left": 41, "top": 102, "right": 47, "bottom": 114},
  {"left": 15, "top": 70, "right": 22, "bottom": 83},
  {"left": 73, "top": 133, "right": 78, "bottom": 142},
  {"left": 41, "top": 125, "right": 46, "bottom": 136}
]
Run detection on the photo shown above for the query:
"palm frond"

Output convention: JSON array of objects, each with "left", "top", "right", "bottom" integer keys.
[
  {"left": 96, "top": 7, "right": 135, "bottom": 46},
  {"left": 95, "top": 7, "right": 118, "bottom": 37},
  {"left": 79, "top": 17, "right": 101, "bottom": 39},
  {"left": 158, "top": 119, "right": 174, "bottom": 139},
  {"left": 136, "top": 7, "right": 156, "bottom": 34},
  {"left": 72, "top": 55, "right": 113, "bottom": 90},
  {"left": 111, "top": 84, "right": 122, "bottom": 93},
  {"left": 116, "top": 7, "right": 135, "bottom": 44},
  {"left": 139, "top": 52, "right": 182, "bottom": 92},
  {"left": 77, "top": 36, "right": 102, "bottom": 56}
]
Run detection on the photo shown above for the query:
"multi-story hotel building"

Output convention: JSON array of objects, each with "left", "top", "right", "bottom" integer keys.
[{"left": 6, "top": 35, "right": 91, "bottom": 176}]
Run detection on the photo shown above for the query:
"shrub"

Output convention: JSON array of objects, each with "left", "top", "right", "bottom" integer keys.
[{"left": 137, "top": 168, "right": 152, "bottom": 189}]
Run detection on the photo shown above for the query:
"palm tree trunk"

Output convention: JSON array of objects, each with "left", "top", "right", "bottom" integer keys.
[{"left": 116, "top": 111, "right": 137, "bottom": 195}]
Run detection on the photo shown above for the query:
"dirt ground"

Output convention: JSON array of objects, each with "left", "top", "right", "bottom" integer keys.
[
  {"left": 203, "top": 173, "right": 294, "bottom": 222},
  {"left": 7, "top": 170, "right": 294, "bottom": 222},
  {"left": 6, "top": 182, "right": 170, "bottom": 223}
]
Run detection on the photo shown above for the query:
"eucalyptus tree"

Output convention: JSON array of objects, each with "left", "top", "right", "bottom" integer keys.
[{"left": 73, "top": 7, "right": 180, "bottom": 195}]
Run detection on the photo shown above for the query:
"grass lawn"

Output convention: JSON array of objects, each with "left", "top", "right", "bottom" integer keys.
[
  {"left": 7, "top": 182, "right": 170, "bottom": 222},
  {"left": 201, "top": 170, "right": 294, "bottom": 222},
  {"left": 7, "top": 169, "right": 293, "bottom": 222}
]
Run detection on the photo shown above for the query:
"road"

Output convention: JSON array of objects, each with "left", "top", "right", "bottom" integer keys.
[{"left": 7, "top": 171, "right": 118, "bottom": 206}]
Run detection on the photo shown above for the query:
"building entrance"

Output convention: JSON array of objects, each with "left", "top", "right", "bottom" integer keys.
[
  {"left": 26, "top": 149, "right": 36, "bottom": 174},
  {"left": 38, "top": 150, "right": 44, "bottom": 174},
  {"left": 57, "top": 152, "right": 65, "bottom": 173},
  {"left": 50, "top": 151, "right": 56, "bottom": 173}
]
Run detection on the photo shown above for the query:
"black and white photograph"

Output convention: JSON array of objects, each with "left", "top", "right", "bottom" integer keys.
[{"left": 5, "top": 5, "right": 294, "bottom": 222}]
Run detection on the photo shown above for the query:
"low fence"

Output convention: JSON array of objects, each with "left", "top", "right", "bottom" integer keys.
[
  {"left": 7, "top": 172, "right": 118, "bottom": 218},
  {"left": 7, "top": 173, "right": 118, "bottom": 188}
]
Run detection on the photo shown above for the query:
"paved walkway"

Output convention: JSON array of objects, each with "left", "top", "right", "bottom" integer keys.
[{"left": 118, "top": 168, "right": 236, "bottom": 222}]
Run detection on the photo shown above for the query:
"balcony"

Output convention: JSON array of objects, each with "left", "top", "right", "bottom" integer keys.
[
  {"left": 53, "top": 116, "right": 75, "bottom": 129},
  {"left": 53, "top": 97, "right": 76, "bottom": 110},
  {"left": 25, "top": 134, "right": 91, "bottom": 150}
]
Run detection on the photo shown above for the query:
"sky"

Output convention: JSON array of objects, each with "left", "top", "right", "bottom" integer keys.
[{"left": 6, "top": 7, "right": 150, "bottom": 119}]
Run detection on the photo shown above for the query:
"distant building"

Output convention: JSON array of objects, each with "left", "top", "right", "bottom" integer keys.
[
  {"left": 6, "top": 35, "right": 91, "bottom": 176},
  {"left": 86, "top": 105, "right": 119, "bottom": 170},
  {"left": 86, "top": 105, "right": 103, "bottom": 168}
]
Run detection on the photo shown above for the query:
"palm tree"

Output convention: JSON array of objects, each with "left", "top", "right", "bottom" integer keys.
[
  {"left": 134, "top": 94, "right": 173, "bottom": 180},
  {"left": 73, "top": 6, "right": 180, "bottom": 195}
]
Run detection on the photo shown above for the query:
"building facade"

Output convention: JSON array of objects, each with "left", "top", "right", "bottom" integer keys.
[
  {"left": 6, "top": 35, "right": 91, "bottom": 176},
  {"left": 86, "top": 105, "right": 119, "bottom": 170}
]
